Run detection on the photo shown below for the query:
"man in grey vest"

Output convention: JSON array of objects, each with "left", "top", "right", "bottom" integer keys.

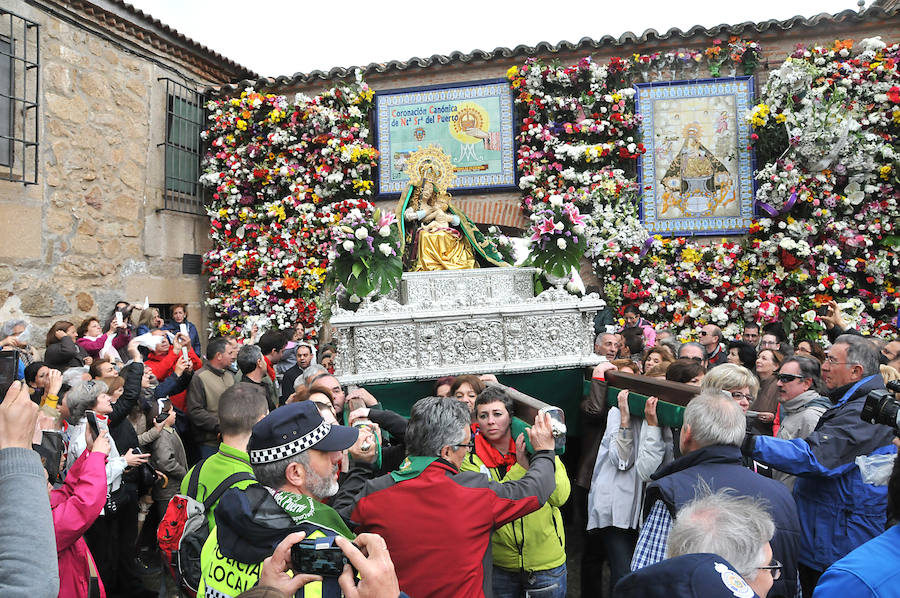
[{"left": 187, "top": 336, "right": 237, "bottom": 459}]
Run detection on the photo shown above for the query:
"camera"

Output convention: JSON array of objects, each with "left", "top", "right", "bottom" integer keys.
[
  {"left": 538, "top": 407, "right": 567, "bottom": 451},
  {"left": 290, "top": 538, "right": 348, "bottom": 577},
  {"left": 861, "top": 380, "right": 900, "bottom": 430}
]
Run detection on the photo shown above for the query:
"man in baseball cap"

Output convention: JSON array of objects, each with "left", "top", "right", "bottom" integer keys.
[{"left": 198, "top": 401, "right": 359, "bottom": 598}]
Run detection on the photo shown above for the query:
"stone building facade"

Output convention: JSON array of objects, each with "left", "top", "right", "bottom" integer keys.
[{"left": 0, "top": 0, "right": 254, "bottom": 349}]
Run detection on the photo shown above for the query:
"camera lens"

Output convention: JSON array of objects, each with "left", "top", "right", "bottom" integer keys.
[{"left": 862, "top": 389, "right": 900, "bottom": 429}]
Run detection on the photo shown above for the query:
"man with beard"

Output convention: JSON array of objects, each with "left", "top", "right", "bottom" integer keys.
[{"left": 198, "top": 400, "right": 359, "bottom": 598}]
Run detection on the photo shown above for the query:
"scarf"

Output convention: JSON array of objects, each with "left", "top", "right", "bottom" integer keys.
[
  {"left": 263, "top": 355, "right": 277, "bottom": 384},
  {"left": 269, "top": 489, "right": 355, "bottom": 539},
  {"left": 390, "top": 456, "right": 438, "bottom": 482},
  {"left": 472, "top": 422, "right": 517, "bottom": 469}
]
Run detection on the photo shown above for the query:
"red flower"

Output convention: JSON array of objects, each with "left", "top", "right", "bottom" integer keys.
[{"left": 887, "top": 86, "right": 900, "bottom": 104}]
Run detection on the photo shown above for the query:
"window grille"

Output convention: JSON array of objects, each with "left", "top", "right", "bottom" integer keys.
[
  {"left": 160, "top": 78, "right": 206, "bottom": 214},
  {"left": 0, "top": 9, "right": 39, "bottom": 184}
]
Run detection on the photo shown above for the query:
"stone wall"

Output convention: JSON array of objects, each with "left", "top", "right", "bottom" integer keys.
[{"left": 0, "top": 1, "right": 224, "bottom": 349}]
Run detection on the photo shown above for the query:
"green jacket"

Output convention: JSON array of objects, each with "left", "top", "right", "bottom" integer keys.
[
  {"left": 180, "top": 443, "right": 256, "bottom": 532},
  {"left": 460, "top": 450, "right": 570, "bottom": 572}
]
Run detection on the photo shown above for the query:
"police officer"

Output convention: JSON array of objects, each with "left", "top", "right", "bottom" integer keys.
[{"left": 199, "top": 400, "right": 359, "bottom": 598}]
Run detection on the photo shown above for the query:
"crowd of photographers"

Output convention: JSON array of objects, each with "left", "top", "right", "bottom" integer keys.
[{"left": 0, "top": 297, "right": 898, "bottom": 598}]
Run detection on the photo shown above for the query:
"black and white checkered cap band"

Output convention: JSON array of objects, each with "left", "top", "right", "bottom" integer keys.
[
  {"left": 205, "top": 586, "right": 232, "bottom": 598},
  {"left": 249, "top": 421, "right": 332, "bottom": 465}
]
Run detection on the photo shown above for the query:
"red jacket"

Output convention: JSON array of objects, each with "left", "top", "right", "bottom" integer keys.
[
  {"left": 145, "top": 347, "right": 203, "bottom": 411},
  {"left": 51, "top": 450, "right": 107, "bottom": 598},
  {"left": 346, "top": 455, "right": 557, "bottom": 598}
]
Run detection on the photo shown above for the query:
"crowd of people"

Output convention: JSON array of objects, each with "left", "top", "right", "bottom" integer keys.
[{"left": 0, "top": 296, "right": 898, "bottom": 598}]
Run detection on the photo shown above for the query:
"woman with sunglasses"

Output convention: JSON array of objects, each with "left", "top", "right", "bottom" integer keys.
[{"left": 773, "top": 356, "right": 830, "bottom": 490}]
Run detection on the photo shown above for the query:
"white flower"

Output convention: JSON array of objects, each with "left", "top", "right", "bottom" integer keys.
[
  {"left": 354, "top": 227, "right": 368, "bottom": 240},
  {"left": 349, "top": 294, "right": 361, "bottom": 303},
  {"left": 801, "top": 310, "right": 817, "bottom": 323},
  {"left": 342, "top": 240, "right": 354, "bottom": 251},
  {"left": 378, "top": 225, "right": 390, "bottom": 237},
  {"left": 557, "top": 238, "right": 567, "bottom": 250},
  {"left": 554, "top": 222, "right": 564, "bottom": 231},
  {"left": 378, "top": 243, "right": 392, "bottom": 256},
  {"left": 549, "top": 194, "right": 563, "bottom": 206}
]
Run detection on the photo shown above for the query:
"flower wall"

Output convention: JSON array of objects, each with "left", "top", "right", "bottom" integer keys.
[
  {"left": 201, "top": 79, "right": 377, "bottom": 338},
  {"left": 510, "top": 38, "right": 900, "bottom": 339}
]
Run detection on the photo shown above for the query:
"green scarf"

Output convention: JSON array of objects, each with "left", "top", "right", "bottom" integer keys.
[
  {"left": 271, "top": 490, "right": 355, "bottom": 539},
  {"left": 390, "top": 456, "right": 438, "bottom": 482}
]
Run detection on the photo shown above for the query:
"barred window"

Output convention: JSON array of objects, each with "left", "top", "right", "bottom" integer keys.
[
  {"left": 160, "top": 78, "right": 205, "bottom": 214},
  {"left": 0, "top": 9, "right": 39, "bottom": 184}
]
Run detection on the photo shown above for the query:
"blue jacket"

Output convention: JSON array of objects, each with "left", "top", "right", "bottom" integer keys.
[
  {"left": 813, "top": 524, "right": 900, "bottom": 598},
  {"left": 645, "top": 444, "right": 801, "bottom": 598},
  {"left": 751, "top": 374, "right": 896, "bottom": 571},
  {"left": 162, "top": 320, "right": 202, "bottom": 357}
]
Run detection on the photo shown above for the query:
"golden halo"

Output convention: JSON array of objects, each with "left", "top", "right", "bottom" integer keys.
[
  {"left": 682, "top": 122, "right": 703, "bottom": 139},
  {"left": 403, "top": 145, "right": 456, "bottom": 193}
]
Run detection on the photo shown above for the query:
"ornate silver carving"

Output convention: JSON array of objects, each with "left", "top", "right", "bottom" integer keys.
[
  {"left": 401, "top": 267, "right": 538, "bottom": 307},
  {"left": 331, "top": 268, "right": 604, "bottom": 385}
]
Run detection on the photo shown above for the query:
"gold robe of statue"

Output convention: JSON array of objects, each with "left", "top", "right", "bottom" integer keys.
[
  {"left": 396, "top": 146, "right": 507, "bottom": 272},
  {"left": 407, "top": 177, "right": 475, "bottom": 271}
]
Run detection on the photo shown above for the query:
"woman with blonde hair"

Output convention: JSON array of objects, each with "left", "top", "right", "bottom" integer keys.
[{"left": 700, "top": 363, "right": 760, "bottom": 415}]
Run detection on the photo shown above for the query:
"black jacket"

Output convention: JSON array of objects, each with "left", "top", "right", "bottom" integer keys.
[
  {"left": 44, "top": 336, "right": 87, "bottom": 371},
  {"left": 646, "top": 444, "right": 801, "bottom": 598}
]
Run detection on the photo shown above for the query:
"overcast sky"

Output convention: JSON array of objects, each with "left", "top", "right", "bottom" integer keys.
[{"left": 125, "top": 0, "right": 867, "bottom": 77}]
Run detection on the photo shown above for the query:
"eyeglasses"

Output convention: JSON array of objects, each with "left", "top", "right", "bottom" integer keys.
[
  {"left": 758, "top": 559, "right": 782, "bottom": 580},
  {"left": 730, "top": 391, "right": 753, "bottom": 402},
  {"left": 699, "top": 331, "right": 708, "bottom": 336},
  {"left": 824, "top": 355, "right": 856, "bottom": 366},
  {"left": 684, "top": 356, "right": 704, "bottom": 363},
  {"left": 775, "top": 373, "right": 805, "bottom": 383},
  {"left": 452, "top": 441, "right": 475, "bottom": 452}
]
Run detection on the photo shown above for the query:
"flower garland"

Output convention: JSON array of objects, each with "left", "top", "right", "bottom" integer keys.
[
  {"left": 509, "top": 38, "right": 899, "bottom": 339},
  {"left": 746, "top": 37, "right": 900, "bottom": 337},
  {"left": 201, "top": 75, "right": 377, "bottom": 338}
]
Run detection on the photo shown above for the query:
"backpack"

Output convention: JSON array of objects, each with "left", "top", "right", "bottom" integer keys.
[{"left": 157, "top": 459, "right": 253, "bottom": 597}]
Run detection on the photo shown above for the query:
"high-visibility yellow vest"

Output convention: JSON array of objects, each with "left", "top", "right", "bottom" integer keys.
[{"left": 198, "top": 527, "right": 329, "bottom": 598}]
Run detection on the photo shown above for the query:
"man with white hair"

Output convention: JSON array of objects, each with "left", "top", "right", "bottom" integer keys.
[
  {"left": 667, "top": 490, "right": 779, "bottom": 598},
  {"left": 631, "top": 392, "right": 801, "bottom": 598}
]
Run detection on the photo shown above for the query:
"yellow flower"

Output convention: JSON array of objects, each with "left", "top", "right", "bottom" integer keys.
[
  {"left": 775, "top": 113, "right": 787, "bottom": 123},
  {"left": 611, "top": 93, "right": 622, "bottom": 103},
  {"left": 680, "top": 248, "right": 701, "bottom": 263},
  {"left": 880, "top": 165, "right": 892, "bottom": 180},
  {"left": 236, "top": 119, "right": 248, "bottom": 131},
  {"left": 751, "top": 103, "right": 770, "bottom": 127},
  {"left": 893, "top": 109, "right": 900, "bottom": 124},
  {"left": 506, "top": 65, "right": 519, "bottom": 79},
  {"left": 786, "top": 216, "right": 796, "bottom": 225}
]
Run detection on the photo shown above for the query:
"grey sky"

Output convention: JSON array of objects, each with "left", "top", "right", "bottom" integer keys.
[{"left": 126, "top": 0, "right": 865, "bottom": 77}]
